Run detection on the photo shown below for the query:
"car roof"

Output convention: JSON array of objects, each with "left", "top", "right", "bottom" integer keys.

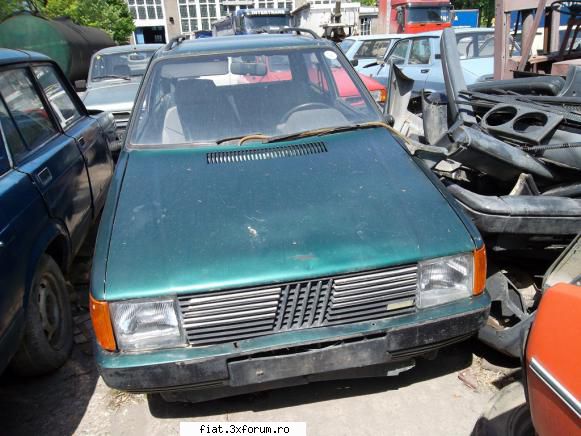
[
  {"left": 95, "top": 44, "right": 164, "bottom": 56},
  {"left": 344, "top": 34, "right": 405, "bottom": 42},
  {"left": 406, "top": 28, "right": 495, "bottom": 38},
  {"left": 154, "top": 34, "right": 334, "bottom": 59},
  {"left": 0, "top": 48, "right": 50, "bottom": 65}
]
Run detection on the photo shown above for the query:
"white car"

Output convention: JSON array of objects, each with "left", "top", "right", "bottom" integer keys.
[{"left": 339, "top": 34, "right": 405, "bottom": 74}]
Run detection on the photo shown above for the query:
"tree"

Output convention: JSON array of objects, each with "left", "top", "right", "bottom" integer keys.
[
  {"left": 43, "top": 0, "right": 135, "bottom": 44},
  {"left": 360, "top": 0, "right": 377, "bottom": 6},
  {"left": 453, "top": 0, "right": 495, "bottom": 27},
  {"left": 0, "top": 0, "right": 36, "bottom": 21}
]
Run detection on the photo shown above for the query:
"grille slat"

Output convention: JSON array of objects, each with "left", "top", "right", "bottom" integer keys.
[{"left": 178, "top": 264, "right": 417, "bottom": 346}]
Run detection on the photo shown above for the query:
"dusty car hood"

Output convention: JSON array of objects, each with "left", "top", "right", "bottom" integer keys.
[
  {"left": 103, "top": 127, "right": 476, "bottom": 300},
  {"left": 460, "top": 58, "right": 494, "bottom": 83},
  {"left": 82, "top": 82, "right": 140, "bottom": 112}
]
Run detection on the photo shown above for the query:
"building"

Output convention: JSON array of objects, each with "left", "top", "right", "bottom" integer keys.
[{"left": 126, "top": 0, "right": 295, "bottom": 43}]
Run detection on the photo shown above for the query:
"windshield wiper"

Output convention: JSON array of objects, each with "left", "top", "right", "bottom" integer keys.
[
  {"left": 265, "top": 122, "right": 388, "bottom": 144},
  {"left": 215, "top": 133, "right": 268, "bottom": 145},
  {"left": 93, "top": 75, "right": 131, "bottom": 81}
]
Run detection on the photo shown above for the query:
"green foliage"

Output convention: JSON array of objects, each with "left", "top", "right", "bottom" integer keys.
[
  {"left": 0, "top": 0, "right": 33, "bottom": 21},
  {"left": 453, "top": 0, "right": 495, "bottom": 27},
  {"left": 360, "top": 0, "right": 377, "bottom": 6},
  {"left": 43, "top": 0, "right": 135, "bottom": 44}
]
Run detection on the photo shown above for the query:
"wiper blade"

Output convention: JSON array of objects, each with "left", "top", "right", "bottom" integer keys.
[
  {"left": 93, "top": 75, "right": 131, "bottom": 81},
  {"left": 265, "top": 122, "right": 388, "bottom": 144},
  {"left": 215, "top": 133, "right": 268, "bottom": 145}
]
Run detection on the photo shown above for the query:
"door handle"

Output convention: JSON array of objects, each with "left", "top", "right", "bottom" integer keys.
[
  {"left": 36, "top": 167, "right": 53, "bottom": 186},
  {"left": 420, "top": 69, "right": 430, "bottom": 73}
]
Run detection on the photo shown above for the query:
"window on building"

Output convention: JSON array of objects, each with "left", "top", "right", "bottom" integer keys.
[{"left": 360, "top": 17, "right": 371, "bottom": 36}]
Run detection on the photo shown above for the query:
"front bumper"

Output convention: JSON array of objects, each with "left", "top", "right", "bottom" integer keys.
[{"left": 97, "top": 295, "right": 489, "bottom": 401}]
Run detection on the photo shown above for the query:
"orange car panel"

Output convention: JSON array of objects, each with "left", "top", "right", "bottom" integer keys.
[{"left": 525, "top": 283, "right": 581, "bottom": 436}]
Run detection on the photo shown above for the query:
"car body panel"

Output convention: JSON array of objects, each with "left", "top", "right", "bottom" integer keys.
[
  {"left": 101, "top": 127, "right": 475, "bottom": 301},
  {"left": 0, "top": 50, "right": 114, "bottom": 374},
  {"left": 525, "top": 282, "right": 581, "bottom": 435}
]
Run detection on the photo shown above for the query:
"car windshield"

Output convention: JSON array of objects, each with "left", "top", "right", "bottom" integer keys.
[
  {"left": 339, "top": 39, "right": 355, "bottom": 53},
  {"left": 354, "top": 39, "right": 392, "bottom": 60},
  {"left": 130, "top": 47, "right": 382, "bottom": 147},
  {"left": 242, "top": 15, "right": 291, "bottom": 31},
  {"left": 90, "top": 50, "right": 157, "bottom": 81},
  {"left": 407, "top": 6, "right": 450, "bottom": 24}
]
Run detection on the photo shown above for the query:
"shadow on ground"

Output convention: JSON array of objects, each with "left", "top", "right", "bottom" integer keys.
[
  {"left": 148, "top": 338, "right": 479, "bottom": 419},
  {"left": 0, "top": 344, "right": 99, "bottom": 436}
]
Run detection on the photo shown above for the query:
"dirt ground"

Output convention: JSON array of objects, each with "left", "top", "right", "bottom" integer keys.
[{"left": 0, "top": 235, "right": 526, "bottom": 436}]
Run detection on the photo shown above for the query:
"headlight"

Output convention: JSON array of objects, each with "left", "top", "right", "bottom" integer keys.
[
  {"left": 417, "top": 247, "right": 486, "bottom": 308},
  {"left": 369, "top": 88, "right": 387, "bottom": 104},
  {"left": 109, "top": 298, "right": 186, "bottom": 351}
]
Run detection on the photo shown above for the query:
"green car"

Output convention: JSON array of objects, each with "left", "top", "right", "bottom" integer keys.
[{"left": 90, "top": 34, "right": 490, "bottom": 403}]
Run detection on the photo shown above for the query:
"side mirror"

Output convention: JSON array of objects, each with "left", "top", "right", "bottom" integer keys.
[
  {"left": 74, "top": 80, "right": 87, "bottom": 91},
  {"left": 396, "top": 7, "right": 404, "bottom": 26},
  {"left": 350, "top": 59, "right": 359, "bottom": 67},
  {"left": 383, "top": 113, "right": 395, "bottom": 127}
]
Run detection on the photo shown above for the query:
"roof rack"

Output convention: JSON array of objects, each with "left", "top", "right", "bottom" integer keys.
[
  {"left": 164, "top": 35, "right": 187, "bottom": 51},
  {"left": 258, "top": 27, "right": 320, "bottom": 39}
]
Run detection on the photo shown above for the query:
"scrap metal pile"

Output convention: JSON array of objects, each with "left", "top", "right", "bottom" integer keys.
[{"left": 386, "top": 28, "right": 581, "bottom": 357}]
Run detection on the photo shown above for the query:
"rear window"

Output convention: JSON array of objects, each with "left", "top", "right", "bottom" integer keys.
[
  {"left": 354, "top": 39, "right": 392, "bottom": 60},
  {"left": 130, "top": 47, "right": 382, "bottom": 147}
]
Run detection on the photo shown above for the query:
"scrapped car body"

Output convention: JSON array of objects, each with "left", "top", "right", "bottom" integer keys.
[
  {"left": 361, "top": 28, "right": 497, "bottom": 95},
  {"left": 80, "top": 44, "right": 163, "bottom": 154},
  {"left": 90, "top": 34, "right": 490, "bottom": 403},
  {"left": 0, "top": 49, "right": 114, "bottom": 375}
]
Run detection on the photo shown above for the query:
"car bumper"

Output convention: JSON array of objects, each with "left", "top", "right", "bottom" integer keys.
[{"left": 97, "top": 294, "right": 489, "bottom": 401}]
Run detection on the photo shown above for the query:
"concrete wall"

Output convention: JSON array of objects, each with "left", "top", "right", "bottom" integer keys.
[{"left": 164, "top": 0, "right": 181, "bottom": 39}]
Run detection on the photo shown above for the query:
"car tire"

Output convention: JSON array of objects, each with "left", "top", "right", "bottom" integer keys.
[{"left": 10, "top": 254, "right": 73, "bottom": 376}]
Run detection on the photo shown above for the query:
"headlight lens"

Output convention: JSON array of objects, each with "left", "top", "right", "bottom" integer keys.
[
  {"left": 110, "top": 298, "right": 186, "bottom": 351},
  {"left": 417, "top": 252, "right": 473, "bottom": 308}
]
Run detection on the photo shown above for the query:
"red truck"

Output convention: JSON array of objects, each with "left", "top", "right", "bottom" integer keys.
[{"left": 378, "top": 0, "right": 452, "bottom": 34}]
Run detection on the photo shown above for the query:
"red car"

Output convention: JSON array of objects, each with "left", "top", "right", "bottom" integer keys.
[{"left": 241, "top": 55, "right": 387, "bottom": 105}]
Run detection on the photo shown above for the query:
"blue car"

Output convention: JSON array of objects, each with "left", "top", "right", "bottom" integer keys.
[{"left": 0, "top": 49, "right": 115, "bottom": 375}]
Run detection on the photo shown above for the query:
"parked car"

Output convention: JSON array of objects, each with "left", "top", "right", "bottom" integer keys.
[
  {"left": 339, "top": 34, "right": 404, "bottom": 74},
  {"left": 79, "top": 44, "right": 163, "bottom": 155},
  {"left": 0, "top": 49, "right": 115, "bottom": 375},
  {"left": 474, "top": 235, "right": 580, "bottom": 436},
  {"left": 361, "top": 28, "right": 500, "bottom": 96},
  {"left": 90, "top": 34, "right": 490, "bottom": 403}
]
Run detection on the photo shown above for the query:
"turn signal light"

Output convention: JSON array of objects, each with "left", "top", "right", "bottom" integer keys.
[
  {"left": 90, "top": 294, "right": 117, "bottom": 351},
  {"left": 473, "top": 246, "right": 487, "bottom": 295}
]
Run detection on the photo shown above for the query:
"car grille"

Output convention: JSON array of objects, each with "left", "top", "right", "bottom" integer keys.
[{"left": 178, "top": 265, "right": 418, "bottom": 346}]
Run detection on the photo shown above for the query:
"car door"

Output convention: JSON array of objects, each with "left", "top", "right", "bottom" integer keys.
[
  {"left": 0, "top": 99, "right": 49, "bottom": 368},
  {"left": 369, "top": 38, "right": 412, "bottom": 88},
  {"left": 0, "top": 65, "right": 93, "bottom": 257},
  {"left": 31, "top": 64, "right": 114, "bottom": 217},
  {"left": 401, "top": 37, "right": 440, "bottom": 94}
]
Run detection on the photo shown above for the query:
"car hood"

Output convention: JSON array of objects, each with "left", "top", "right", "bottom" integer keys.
[
  {"left": 82, "top": 82, "right": 140, "bottom": 112},
  {"left": 104, "top": 127, "right": 475, "bottom": 300}
]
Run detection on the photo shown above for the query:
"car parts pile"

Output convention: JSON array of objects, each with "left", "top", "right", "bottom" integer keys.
[{"left": 386, "top": 28, "right": 581, "bottom": 357}]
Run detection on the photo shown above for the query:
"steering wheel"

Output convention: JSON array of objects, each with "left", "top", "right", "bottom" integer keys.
[{"left": 280, "top": 102, "right": 332, "bottom": 123}]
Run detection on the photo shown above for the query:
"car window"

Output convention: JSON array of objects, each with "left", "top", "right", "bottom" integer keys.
[
  {"left": 354, "top": 39, "right": 392, "bottom": 60},
  {"left": 388, "top": 39, "right": 411, "bottom": 65},
  {"left": 90, "top": 49, "right": 157, "bottom": 81},
  {"left": 457, "top": 34, "right": 495, "bottom": 59},
  {"left": 0, "top": 97, "right": 28, "bottom": 163},
  {"left": 33, "top": 65, "right": 82, "bottom": 130},
  {"left": 0, "top": 68, "right": 58, "bottom": 152},
  {"left": 130, "top": 47, "right": 382, "bottom": 147},
  {"left": 409, "top": 38, "right": 432, "bottom": 64},
  {"left": 339, "top": 39, "right": 355, "bottom": 53},
  {"left": 0, "top": 129, "right": 10, "bottom": 176}
]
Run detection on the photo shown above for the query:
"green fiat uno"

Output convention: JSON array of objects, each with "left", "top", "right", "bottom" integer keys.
[{"left": 90, "top": 34, "right": 489, "bottom": 403}]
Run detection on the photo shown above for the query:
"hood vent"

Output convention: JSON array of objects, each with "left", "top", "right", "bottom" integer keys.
[{"left": 207, "top": 141, "right": 327, "bottom": 164}]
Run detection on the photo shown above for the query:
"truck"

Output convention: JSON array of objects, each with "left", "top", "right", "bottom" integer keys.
[
  {"left": 377, "top": 0, "right": 452, "bottom": 34},
  {"left": 0, "top": 48, "right": 115, "bottom": 376}
]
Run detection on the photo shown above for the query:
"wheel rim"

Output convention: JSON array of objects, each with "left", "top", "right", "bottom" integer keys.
[{"left": 37, "top": 274, "right": 62, "bottom": 346}]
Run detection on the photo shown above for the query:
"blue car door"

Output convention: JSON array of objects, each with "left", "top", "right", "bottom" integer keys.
[
  {"left": 0, "top": 66, "right": 93, "bottom": 257},
  {"left": 0, "top": 101, "right": 49, "bottom": 371},
  {"left": 31, "top": 64, "right": 114, "bottom": 217}
]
